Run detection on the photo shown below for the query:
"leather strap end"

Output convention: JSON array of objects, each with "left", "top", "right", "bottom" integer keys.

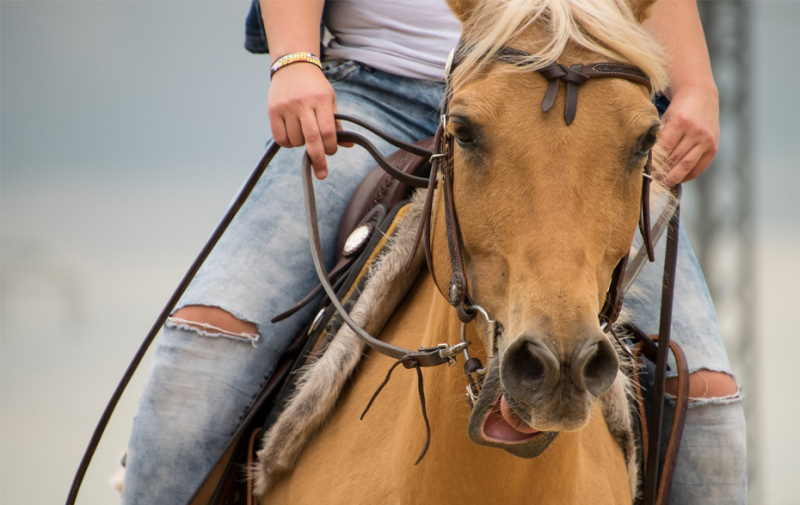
[
  {"left": 564, "top": 82, "right": 579, "bottom": 125},
  {"left": 541, "top": 79, "right": 559, "bottom": 113}
]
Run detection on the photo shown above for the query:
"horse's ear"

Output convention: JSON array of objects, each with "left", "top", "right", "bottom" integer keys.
[
  {"left": 628, "top": 0, "right": 658, "bottom": 23},
  {"left": 446, "top": 0, "right": 478, "bottom": 23}
]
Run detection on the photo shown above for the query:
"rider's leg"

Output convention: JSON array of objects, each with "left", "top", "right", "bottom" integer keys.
[
  {"left": 660, "top": 370, "right": 746, "bottom": 505},
  {"left": 623, "top": 225, "right": 747, "bottom": 505},
  {"left": 122, "top": 61, "right": 445, "bottom": 505}
]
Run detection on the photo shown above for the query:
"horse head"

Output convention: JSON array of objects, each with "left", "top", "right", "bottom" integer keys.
[{"left": 429, "top": 0, "right": 668, "bottom": 458}]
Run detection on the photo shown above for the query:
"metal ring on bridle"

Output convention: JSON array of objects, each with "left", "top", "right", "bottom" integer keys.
[{"left": 460, "top": 304, "right": 498, "bottom": 363}]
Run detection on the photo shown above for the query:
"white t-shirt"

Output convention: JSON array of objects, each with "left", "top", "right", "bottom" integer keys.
[{"left": 323, "top": 0, "right": 462, "bottom": 81}]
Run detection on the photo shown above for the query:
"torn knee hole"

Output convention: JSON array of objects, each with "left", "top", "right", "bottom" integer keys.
[
  {"left": 665, "top": 370, "right": 738, "bottom": 401},
  {"left": 168, "top": 306, "right": 260, "bottom": 344}
]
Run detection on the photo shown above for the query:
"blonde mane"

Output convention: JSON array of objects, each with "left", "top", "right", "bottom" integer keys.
[
  {"left": 455, "top": 0, "right": 668, "bottom": 93},
  {"left": 452, "top": 0, "right": 672, "bottom": 181}
]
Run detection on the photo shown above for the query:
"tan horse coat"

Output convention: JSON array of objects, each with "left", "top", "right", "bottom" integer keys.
[{"left": 263, "top": 273, "right": 630, "bottom": 505}]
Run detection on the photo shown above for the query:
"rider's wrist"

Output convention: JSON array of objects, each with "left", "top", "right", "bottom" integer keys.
[{"left": 270, "top": 52, "right": 323, "bottom": 79}]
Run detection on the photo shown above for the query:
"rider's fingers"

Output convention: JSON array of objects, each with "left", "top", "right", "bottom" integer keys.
[
  {"left": 682, "top": 149, "right": 715, "bottom": 184},
  {"left": 314, "top": 100, "right": 339, "bottom": 157},
  {"left": 300, "top": 109, "right": 329, "bottom": 179},
  {"left": 333, "top": 95, "right": 354, "bottom": 148},
  {"left": 285, "top": 117, "right": 305, "bottom": 150},
  {"left": 270, "top": 117, "right": 291, "bottom": 148},
  {"left": 662, "top": 144, "right": 702, "bottom": 187},
  {"left": 664, "top": 133, "right": 692, "bottom": 172}
]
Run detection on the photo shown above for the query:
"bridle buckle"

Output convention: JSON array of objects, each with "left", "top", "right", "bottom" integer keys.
[{"left": 436, "top": 341, "right": 471, "bottom": 366}]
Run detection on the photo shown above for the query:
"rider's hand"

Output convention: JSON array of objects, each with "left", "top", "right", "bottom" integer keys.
[
  {"left": 268, "top": 63, "right": 343, "bottom": 179},
  {"left": 657, "top": 85, "right": 719, "bottom": 187}
]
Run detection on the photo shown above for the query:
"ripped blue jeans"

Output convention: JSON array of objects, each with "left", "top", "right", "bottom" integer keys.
[
  {"left": 624, "top": 227, "right": 747, "bottom": 503},
  {"left": 123, "top": 62, "right": 745, "bottom": 504}
]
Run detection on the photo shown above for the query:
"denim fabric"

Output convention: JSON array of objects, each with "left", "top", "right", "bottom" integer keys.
[
  {"left": 662, "top": 399, "right": 748, "bottom": 504},
  {"left": 624, "top": 225, "right": 734, "bottom": 378},
  {"left": 244, "top": 0, "right": 268, "bottom": 54},
  {"left": 123, "top": 62, "right": 744, "bottom": 503}
]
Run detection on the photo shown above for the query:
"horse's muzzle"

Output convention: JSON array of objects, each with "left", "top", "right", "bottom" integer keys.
[{"left": 500, "top": 329, "right": 619, "bottom": 411}]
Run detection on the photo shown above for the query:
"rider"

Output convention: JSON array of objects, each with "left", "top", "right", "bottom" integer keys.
[{"left": 122, "top": 0, "right": 745, "bottom": 503}]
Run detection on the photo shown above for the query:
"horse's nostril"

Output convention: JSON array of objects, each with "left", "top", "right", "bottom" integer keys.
[
  {"left": 500, "top": 337, "right": 560, "bottom": 398},
  {"left": 513, "top": 342, "right": 546, "bottom": 382},
  {"left": 572, "top": 336, "right": 619, "bottom": 397}
]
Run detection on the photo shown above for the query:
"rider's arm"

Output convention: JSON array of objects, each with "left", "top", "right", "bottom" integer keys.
[
  {"left": 261, "top": 0, "right": 339, "bottom": 179},
  {"left": 644, "top": 0, "right": 719, "bottom": 186}
]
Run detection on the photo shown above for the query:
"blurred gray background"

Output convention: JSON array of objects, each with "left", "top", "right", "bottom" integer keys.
[{"left": 1, "top": 1, "right": 797, "bottom": 504}]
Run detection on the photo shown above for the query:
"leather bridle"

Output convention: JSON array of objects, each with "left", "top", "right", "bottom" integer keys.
[{"left": 411, "top": 44, "right": 657, "bottom": 331}]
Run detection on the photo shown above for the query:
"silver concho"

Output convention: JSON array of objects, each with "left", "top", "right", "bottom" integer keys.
[{"left": 343, "top": 224, "right": 372, "bottom": 258}]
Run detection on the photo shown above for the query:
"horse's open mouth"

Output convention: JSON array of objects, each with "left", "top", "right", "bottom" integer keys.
[
  {"left": 481, "top": 393, "right": 543, "bottom": 444},
  {"left": 468, "top": 362, "right": 558, "bottom": 458}
]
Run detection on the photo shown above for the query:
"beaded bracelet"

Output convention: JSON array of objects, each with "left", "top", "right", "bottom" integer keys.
[{"left": 270, "top": 52, "right": 323, "bottom": 79}]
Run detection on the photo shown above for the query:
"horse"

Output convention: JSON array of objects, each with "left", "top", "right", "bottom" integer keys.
[{"left": 253, "top": 0, "right": 670, "bottom": 502}]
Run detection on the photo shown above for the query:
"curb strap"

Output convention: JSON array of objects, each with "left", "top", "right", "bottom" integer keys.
[{"left": 458, "top": 306, "right": 498, "bottom": 407}]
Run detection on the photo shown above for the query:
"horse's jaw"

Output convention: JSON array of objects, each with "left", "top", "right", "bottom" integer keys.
[{"left": 467, "top": 363, "right": 559, "bottom": 458}]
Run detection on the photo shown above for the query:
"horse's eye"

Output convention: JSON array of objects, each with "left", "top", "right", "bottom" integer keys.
[
  {"left": 636, "top": 127, "right": 659, "bottom": 156},
  {"left": 452, "top": 123, "right": 475, "bottom": 145}
]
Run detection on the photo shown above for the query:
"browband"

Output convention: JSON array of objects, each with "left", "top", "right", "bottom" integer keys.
[{"left": 450, "top": 44, "right": 652, "bottom": 125}]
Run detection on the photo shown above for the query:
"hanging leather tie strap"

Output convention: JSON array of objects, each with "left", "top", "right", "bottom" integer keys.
[
  {"left": 539, "top": 63, "right": 588, "bottom": 124},
  {"left": 361, "top": 357, "right": 431, "bottom": 465}
]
